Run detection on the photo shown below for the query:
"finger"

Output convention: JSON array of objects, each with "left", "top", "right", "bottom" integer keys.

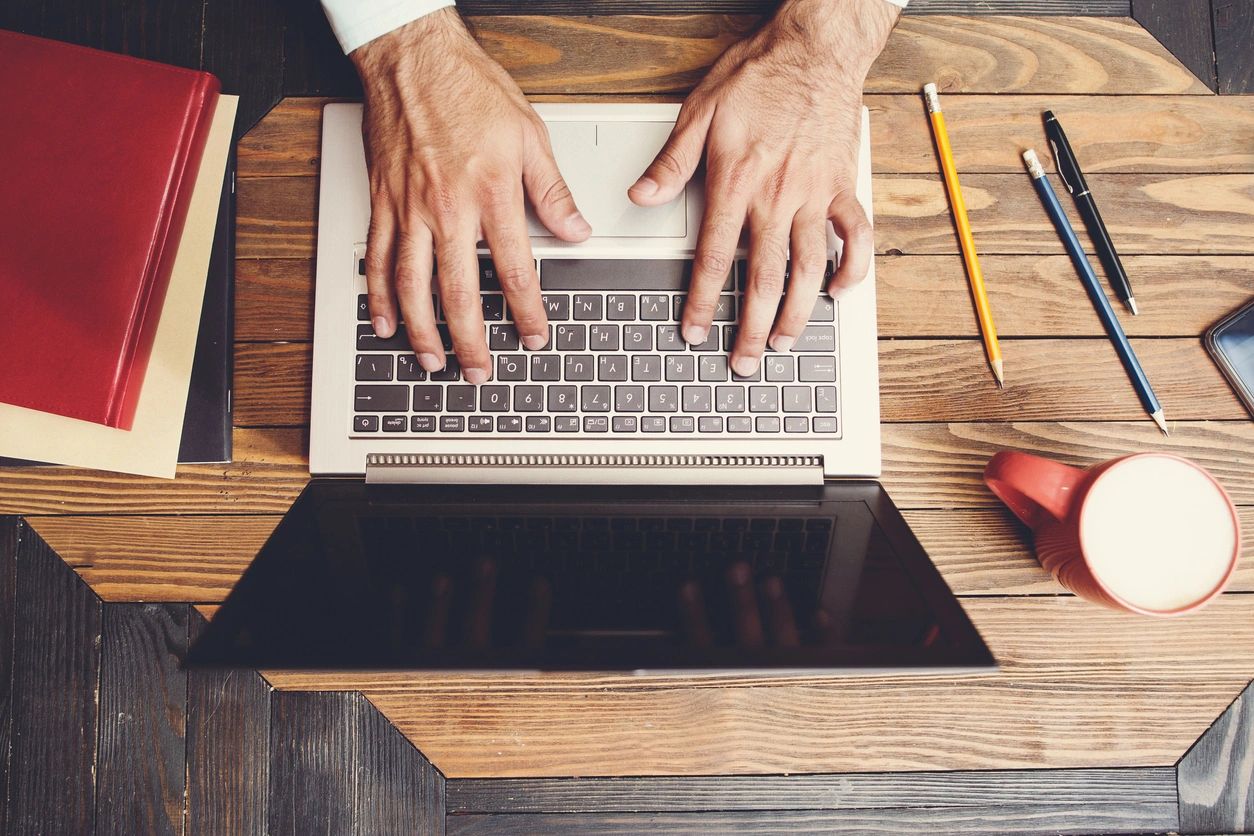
[
  {"left": 523, "top": 143, "right": 591, "bottom": 242},
  {"left": 464, "top": 558, "right": 497, "bottom": 650},
  {"left": 523, "top": 576, "right": 552, "bottom": 650},
  {"left": 732, "top": 212, "right": 790, "bottom": 377},
  {"left": 682, "top": 167, "right": 748, "bottom": 348},
  {"left": 481, "top": 187, "right": 549, "bottom": 350},
  {"left": 435, "top": 229, "right": 492, "bottom": 383},
  {"left": 422, "top": 574, "right": 452, "bottom": 649},
  {"left": 630, "top": 97, "right": 714, "bottom": 206},
  {"left": 827, "top": 190, "right": 873, "bottom": 298},
  {"left": 763, "top": 576, "right": 800, "bottom": 648},
  {"left": 727, "top": 562, "right": 764, "bottom": 650},
  {"left": 679, "top": 581, "right": 713, "bottom": 649},
  {"left": 393, "top": 224, "right": 446, "bottom": 372},
  {"left": 364, "top": 200, "right": 399, "bottom": 338},
  {"left": 769, "top": 211, "right": 827, "bottom": 353}
]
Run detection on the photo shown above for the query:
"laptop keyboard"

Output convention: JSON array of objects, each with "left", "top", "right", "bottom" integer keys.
[{"left": 351, "top": 258, "right": 840, "bottom": 437}]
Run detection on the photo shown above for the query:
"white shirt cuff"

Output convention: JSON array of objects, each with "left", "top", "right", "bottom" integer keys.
[
  {"left": 883, "top": 0, "right": 909, "bottom": 6},
  {"left": 322, "top": 0, "right": 456, "bottom": 54}
]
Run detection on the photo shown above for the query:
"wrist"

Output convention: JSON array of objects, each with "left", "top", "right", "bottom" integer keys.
[
  {"left": 351, "top": 7, "right": 471, "bottom": 82},
  {"left": 772, "top": 0, "right": 899, "bottom": 74}
]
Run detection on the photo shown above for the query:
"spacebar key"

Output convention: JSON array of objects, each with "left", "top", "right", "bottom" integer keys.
[{"left": 541, "top": 259, "right": 733, "bottom": 291}]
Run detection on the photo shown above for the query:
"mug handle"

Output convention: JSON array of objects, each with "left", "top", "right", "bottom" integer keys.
[{"left": 983, "top": 451, "right": 1084, "bottom": 529}]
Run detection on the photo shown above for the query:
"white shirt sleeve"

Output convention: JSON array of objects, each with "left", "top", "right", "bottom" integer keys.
[
  {"left": 883, "top": 0, "right": 909, "bottom": 6},
  {"left": 321, "top": 0, "right": 456, "bottom": 54}
]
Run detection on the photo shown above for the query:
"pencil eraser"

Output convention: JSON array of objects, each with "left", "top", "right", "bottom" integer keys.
[
  {"left": 923, "top": 83, "right": 940, "bottom": 113},
  {"left": 1022, "top": 149, "right": 1045, "bottom": 178}
]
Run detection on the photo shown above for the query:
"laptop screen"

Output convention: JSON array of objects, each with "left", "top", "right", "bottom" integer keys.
[{"left": 188, "top": 481, "right": 994, "bottom": 673}]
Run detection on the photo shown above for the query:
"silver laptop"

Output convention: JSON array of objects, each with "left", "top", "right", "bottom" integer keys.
[{"left": 310, "top": 103, "right": 881, "bottom": 484}]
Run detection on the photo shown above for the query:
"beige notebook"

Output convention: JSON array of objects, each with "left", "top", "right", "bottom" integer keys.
[{"left": 0, "top": 94, "right": 238, "bottom": 478}]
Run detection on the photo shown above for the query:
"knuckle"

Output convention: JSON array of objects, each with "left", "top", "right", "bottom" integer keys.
[
  {"left": 695, "top": 248, "right": 734, "bottom": 279},
  {"left": 750, "top": 270, "right": 785, "bottom": 298},
  {"left": 439, "top": 285, "right": 477, "bottom": 312},
  {"left": 496, "top": 263, "right": 536, "bottom": 294},
  {"left": 422, "top": 184, "right": 461, "bottom": 223},
  {"left": 478, "top": 176, "right": 516, "bottom": 210},
  {"left": 538, "top": 175, "right": 573, "bottom": 210},
  {"left": 653, "top": 146, "right": 688, "bottom": 178},
  {"left": 738, "top": 323, "right": 771, "bottom": 346},
  {"left": 683, "top": 295, "right": 717, "bottom": 318}
]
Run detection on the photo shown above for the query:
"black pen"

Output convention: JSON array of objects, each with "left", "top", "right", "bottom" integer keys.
[{"left": 1043, "top": 111, "right": 1138, "bottom": 315}]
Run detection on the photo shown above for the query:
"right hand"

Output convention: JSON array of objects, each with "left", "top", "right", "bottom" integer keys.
[{"left": 351, "top": 9, "right": 591, "bottom": 383}]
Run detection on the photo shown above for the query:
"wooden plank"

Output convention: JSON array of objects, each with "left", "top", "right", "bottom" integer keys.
[
  {"left": 235, "top": 171, "right": 1254, "bottom": 261},
  {"left": 236, "top": 258, "right": 316, "bottom": 341},
  {"left": 264, "top": 596, "right": 1254, "bottom": 776},
  {"left": 446, "top": 766, "right": 1177, "bottom": 812},
  {"left": 95, "top": 604, "right": 188, "bottom": 836},
  {"left": 1132, "top": 0, "right": 1218, "bottom": 91},
  {"left": 1178, "top": 679, "right": 1254, "bottom": 833},
  {"left": 0, "top": 520, "right": 16, "bottom": 835},
  {"left": 201, "top": 0, "right": 285, "bottom": 138},
  {"left": 186, "top": 611, "right": 272, "bottom": 835},
  {"left": 356, "top": 691, "right": 447, "bottom": 836},
  {"left": 443, "top": 804, "right": 1179, "bottom": 835},
  {"left": 7, "top": 523, "right": 101, "bottom": 833},
  {"left": 1213, "top": 0, "right": 1254, "bottom": 95},
  {"left": 227, "top": 337, "right": 1247, "bottom": 427},
  {"left": 236, "top": 95, "right": 1254, "bottom": 179}
]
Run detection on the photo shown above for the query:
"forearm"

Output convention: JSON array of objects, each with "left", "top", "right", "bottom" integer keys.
[{"left": 321, "top": 0, "right": 456, "bottom": 54}]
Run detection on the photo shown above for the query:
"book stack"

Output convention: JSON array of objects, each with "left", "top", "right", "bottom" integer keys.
[{"left": 0, "top": 31, "right": 238, "bottom": 478}]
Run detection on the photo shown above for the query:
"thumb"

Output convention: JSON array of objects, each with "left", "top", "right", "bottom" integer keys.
[
  {"left": 629, "top": 100, "right": 713, "bottom": 206},
  {"left": 523, "top": 148, "right": 592, "bottom": 243}
]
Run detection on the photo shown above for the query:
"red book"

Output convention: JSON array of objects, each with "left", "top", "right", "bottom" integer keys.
[{"left": 0, "top": 31, "right": 220, "bottom": 429}]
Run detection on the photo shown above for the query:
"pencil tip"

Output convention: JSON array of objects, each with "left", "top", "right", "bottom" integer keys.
[
  {"left": 1151, "top": 410, "right": 1169, "bottom": 437},
  {"left": 992, "top": 360, "right": 1005, "bottom": 389},
  {"left": 1128, "top": 297, "right": 1139, "bottom": 316}
]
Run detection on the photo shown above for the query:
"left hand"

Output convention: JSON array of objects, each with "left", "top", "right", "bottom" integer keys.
[{"left": 629, "top": 0, "right": 899, "bottom": 376}]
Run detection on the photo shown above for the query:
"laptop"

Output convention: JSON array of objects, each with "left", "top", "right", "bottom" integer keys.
[{"left": 188, "top": 103, "right": 995, "bottom": 674}]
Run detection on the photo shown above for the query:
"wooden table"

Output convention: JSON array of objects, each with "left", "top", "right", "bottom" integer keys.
[{"left": 5, "top": 13, "right": 1252, "bottom": 786}]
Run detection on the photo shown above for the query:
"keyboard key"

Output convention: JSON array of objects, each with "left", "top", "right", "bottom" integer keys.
[
  {"left": 816, "top": 386, "right": 838, "bottom": 413},
  {"left": 526, "top": 416, "right": 551, "bottom": 433},
  {"left": 555, "top": 415, "right": 580, "bottom": 432},
  {"left": 411, "top": 415, "right": 436, "bottom": 432},
  {"left": 715, "top": 386, "right": 746, "bottom": 413},
  {"left": 699, "top": 416, "right": 723, "bottom": 433},
  {"left": 700, "top": 355, "right": 729, "bottom": 381},
  {"left": 765, "top": 355, "right": 794, "bottom": 382},
  {"left": 357, "top": 294, "right": 369, "bottom": 321},
  {"left": 670, "top": 416, "right": 695, "bottom": 433},
  {"left": 606, "top": 295, "right": 636, "bottom": 320},
  {"left": 615, "top": 386, "right": 646, "bottom": 413},
  {"left": 497, "top": 354, "right": 526, "bottom": 381},
  {"left": 656, "top": 325, "right": 684, "bottom": 351},
  {"left": 355, "top": 385, "right": 408, "bottom": 412},
  {"left": 612, "top": 416, "right": 638, "bottom": 433},
  {"left": 497, "top": 415, "right": 522, "bottom": 432},
  {"left": 469, "top": 416, "right": 494, "bottom": 432},
  {"left": 785, "top": 416, "right": 809, "bottom": 433},
  {"left": 640, "top": 294, "right": 669, "bottom": 320},
  {"left": 355, "top": 354, "right": 393, "bottom": 381},
  {"left": 481, "top": 385, "right": 510, "bottom": 412},
  {"left": 412, "top": 385, "right": 443, "bottom": 412},
  {"left": 514, "top": 385, "right": 544, "bottom": 412},
  {"left": 810, "top": 296, "right": 836, "bottom": 322},
  {"left": 584, "top": 415, "right": 609, "bottom": 432},
  {"left": 690, "top": 328, "right": 720, "bottom": 352},
  {"left": 632, "top": 355, "right": 662, "bottom": 381},
  {"left": 682, "top": 385, "right": 712, "bottom": 413},
  {"left": 649, "top": 386, "right": 679, "bottom": 413},
  {"left": 799, "top": 356, "right": 836, "bottom": 382},
  {"left": 714, "top": 295, "right": 736, "bottom": 321},
  {"left": 599, "top": 355, "right": 627, "bottom": 381},
  {"left": 813, "top": 416, "right": 840, "bottom": 433},
  {"left": 624, "top": 325, "right": 652, "bottom": 351},
  {"left": 356, "top": 324, "right": 410, "bottom": 352},
  {"left": 564, "top": 354, "right": 594, "bottom": 381},
  {"left": 489, "top": 324, "right": 519, "bottom": 351},
  {"left": 555, "top": 324, "right": 586, "bottom": 351},
  {"left": 590, "top": 324, "right": 620, "bottom": 351},
  {"left": 581, "top": 386, "right": 612, "bottom": 412},
  {"left": 440, "top": 416, "right": 465, "bottom": 432},
  {"left": 783, "top": 386, "right": 812, "bottom": 412},
  {"left": 573, "top": 295, "right": 602, "bottom": 320},
  {"left": 432, "top": 356, "right": 460, "bottom": 381},
  {"left": 540, "top": 259, "right": 729, "bottom": 291},
  {"left": 353, "top": 415, "right": 378, "bottom": 432},
  {"left": 548, "top": 386, "right": 578, "bottom": 412},
  {"left": 481, "top": 294, "right": 504, "bottom": 321},
  {"left": 531, "top": 355, "right": 561, "bottom": 381},
  {"left": 750, "top": 386, "right": 779, "bottom": 413},
  {"left": 641, "top": 416, "right": 667, "bottom": 433},
  {"left": 397, "top": 355, "right": 425, "bottom": 381},
  {"left": 756, "top": 416, "right": 782, "bottom": 433},
  {"left": 727, "top": 415, "right": 753, "bottom": 433},
  {"left": 542, "top": 294, "right": 570, "bottom": 320},
  {"left": 447, "top": 386, "right": 476, "bottom": 412},
  {"left": 665, "top": 355, "right": 695, "bottom": 382},
  {"left": 796, "top": 325, "right": 836, "bottom": 352},
  {"left": 382, "top": 415, "right": 407, "bottom": 432}
]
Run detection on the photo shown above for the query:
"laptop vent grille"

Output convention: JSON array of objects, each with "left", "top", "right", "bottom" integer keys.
[{"left": 366, "top": 453, "right": 822, "bottom": 469}]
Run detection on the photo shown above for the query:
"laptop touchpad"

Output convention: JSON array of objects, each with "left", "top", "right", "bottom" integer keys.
[{"left": 528, "top": 121, "right": 688, "bottom": 239}]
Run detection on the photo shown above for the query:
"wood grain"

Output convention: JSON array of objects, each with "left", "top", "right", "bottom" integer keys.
[
  {"left": 356, "top": 691, "right": 447, "bottom": 836},
  {"left": 235, "top": 258, "right": 316, "bottom": 341},
  {"left": 236, "top": 95, "right": 1254, "bottom": 179},
  {"left": 1213, "top": 0, "right": 1254, "bottom": 95},
  {"left": 186, "top": 612, "right": 273, "bottom": 835},
  {"left": 1178, "top": 680, "right": 1254, "bottom": 833},
  {"left": 95, "top": 604, "right": 188, "bottom": 836},
  {"left": 1132, "top": 0, "right": 1218, "bottom": 91},
  {"left": 266, "top": 595, "right": 1254, "bottom": 776},
  {"left": 0, "top": 520, "right": 15, "bottom": 836}
]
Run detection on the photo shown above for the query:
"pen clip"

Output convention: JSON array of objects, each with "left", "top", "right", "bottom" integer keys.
[{"left": 1048, "top": 138, "right": 1077, "bottom": 196}]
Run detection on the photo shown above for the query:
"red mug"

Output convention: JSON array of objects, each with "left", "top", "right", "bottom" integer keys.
[{"left": 984, "top": 451, "right": 1240, "bottom": 616}]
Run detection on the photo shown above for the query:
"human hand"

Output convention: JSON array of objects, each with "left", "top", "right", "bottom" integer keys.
[
  {"left": 629, "top": 0, "right": 899, "bottom": 377},
  {"left": 351, "top": 9, "right": 591, "bottom": 383}
]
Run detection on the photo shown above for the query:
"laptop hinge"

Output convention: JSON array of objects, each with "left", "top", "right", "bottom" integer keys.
[{"left": 365, "top": 453, "right": 824, "bottom": 486}]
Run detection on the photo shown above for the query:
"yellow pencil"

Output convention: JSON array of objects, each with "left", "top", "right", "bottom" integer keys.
[{"left": 924, "top": 83, "right": 1004, "bottom": 388}]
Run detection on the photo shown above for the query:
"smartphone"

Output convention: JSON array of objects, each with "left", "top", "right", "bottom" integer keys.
[{"left": 1206, "top": 298, "right": 1254, "bottom": 419}]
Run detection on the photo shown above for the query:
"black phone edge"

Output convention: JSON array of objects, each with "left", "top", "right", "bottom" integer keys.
[{"left": 1204, "top": 299, "right": 1254, "bottom": 419}]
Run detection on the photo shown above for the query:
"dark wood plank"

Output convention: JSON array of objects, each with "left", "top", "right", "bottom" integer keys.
[
  {"left": 0, "top": 519, "right": 17, "bottom": 836},
  {"left": 447, "top": 766, "right": 1178, "bottom": 812},
  {"left": 95, "top": 604, "right": 188, "bottom": 836},
  {"left": 186, "top": 611, "right": 271, "bottom": 835},
  {"left": 6, "top": 521, "right": 101, "bottom": 835},
  {"left": 1178, "top": 679, "right": 1254, "bottom": 833},
  {"left": 1214, "top": 0, "right": 1254, "bottom": 94},
  {"left": 444, "top": 803, "right": 1179, "bottom": 835},
  {"left": 201, "top": 0, "right": 286, "bottom": 138},
  {"left": 357, "top": 690, "right": 446, "bottom": 836},
  {"left": 0, "top": 0, "right": 204, "bottom": 70},
  {"left": 1132, "top": 0, "right": 1218, "bottom": 90}
]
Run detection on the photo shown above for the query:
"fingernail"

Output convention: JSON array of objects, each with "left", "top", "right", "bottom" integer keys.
[
  {"left": 522, "top": 333, "right": 548, "bottom": 351},
  {"left": 682, "top": 324, "right": 708, "bottom": 346},
  {"left": 732, "top": 355, "right": 759, "bottom": 377},
  {"left": 764, "top": 576, "right": 784, "bottom": 598},
  {"left": 632, "top": 177, "right": 658, "bottom": 197},
  {"left": 464, "top": 367, "right": 489, "bottom": 385},
  {"left": 372, "top": 316, "right": 390, "bottom": 337},
  {"left": 828, "top": 283, "right": 850, "bottom": 300},
  {"left": 569, "top": 213, "right": 592, "bottom": 237},
  {"left": 729, "top": 563, "right": 751, "bottom": 586},
  {"left": 770, "top": 335, "right": 795, "bottom": 353},
  {"left": 418, "top": 353, "right": 444, "bottom": 373}
]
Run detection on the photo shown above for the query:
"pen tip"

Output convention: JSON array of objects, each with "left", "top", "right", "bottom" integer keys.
[
  {"left": 1127, "top": 297, "right": 1139, "bottom": 316},
  {"left": 1151, "top": 410, "right": 1169, "bottom": 437}
]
